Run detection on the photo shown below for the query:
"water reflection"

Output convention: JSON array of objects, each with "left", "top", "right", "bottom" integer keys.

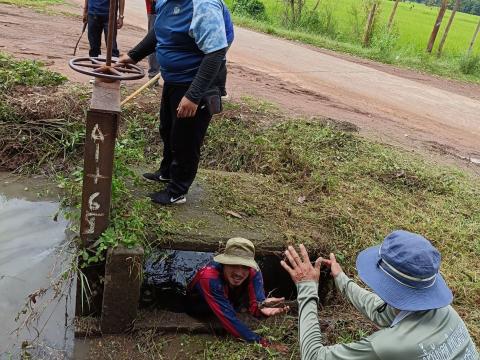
[{"left": 0, "top": 195, "right": 74, "bottom": 359}]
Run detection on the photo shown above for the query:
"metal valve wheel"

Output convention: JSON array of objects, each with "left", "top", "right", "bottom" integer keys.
[{"left": 69, "top": 57, "right": 145, "bottom": 81}]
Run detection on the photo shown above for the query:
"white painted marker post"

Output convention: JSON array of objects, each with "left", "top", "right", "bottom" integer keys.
[{"left": 80, "top": 80, "right": 120, "bottom": 244}]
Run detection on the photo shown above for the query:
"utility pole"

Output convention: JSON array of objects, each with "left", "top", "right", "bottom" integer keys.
[
  {"left": 426, "top": 0, "right": 449, "bottom": 53},
  {"left": 468, "top": 18, "right": 480, "bottom": 55},
  {"left": 388, "top": 0, "right": 401, "bottom": 30},
  {"left": 437, "top": 0, "right": 462, "bottom": 57}
]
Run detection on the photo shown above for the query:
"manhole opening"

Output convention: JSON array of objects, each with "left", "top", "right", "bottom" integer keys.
[{"left": 140, "top": 249, "right": 330, "bottom": 312}]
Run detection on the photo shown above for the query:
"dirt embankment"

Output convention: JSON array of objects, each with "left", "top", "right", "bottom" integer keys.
[{"left": 1, "top": 3, "right": 479, "bottom": 175}]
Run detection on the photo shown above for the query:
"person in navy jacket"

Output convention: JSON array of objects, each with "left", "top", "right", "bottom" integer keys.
[
  {"left": 119, "top": 0, "right": 234, "bottom": 205},
  {"left": 187, "top": 238, "right": 289, "bottom": 351},
  {"left": 83, "top": 0, "right": 125, "bottom": 58}
]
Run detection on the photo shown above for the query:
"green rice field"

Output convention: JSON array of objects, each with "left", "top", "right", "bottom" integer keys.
[
  {"left": 226, "top": 0, "right": 480, "bottom": 81},
  {"left": 231, "top": 0, "right": 480, "bottom": 55}
]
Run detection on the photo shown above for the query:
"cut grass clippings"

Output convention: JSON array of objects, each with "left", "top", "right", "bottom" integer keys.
[{"left": 0, "top": 52, "right": 76, "bottom": 173}]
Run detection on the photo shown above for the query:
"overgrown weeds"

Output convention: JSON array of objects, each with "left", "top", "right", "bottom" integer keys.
[
  {"left": 232, "top": 0, "right": 267, "bottom": 20},
  {"left": 459, "top": 52, "right": 480, "bottom": 74}
]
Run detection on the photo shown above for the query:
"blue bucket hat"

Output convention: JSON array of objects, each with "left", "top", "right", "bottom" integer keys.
[{"left": 356, "top": 230, "right": 453, "bottom": 311}]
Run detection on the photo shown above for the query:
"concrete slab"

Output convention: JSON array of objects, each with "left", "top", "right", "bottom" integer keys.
[
  {"left": 76, "top": 309, "right": 336, "bottom": 338},
  {"left": 151, "top": 173, "right": 286, "bottom": 255}
]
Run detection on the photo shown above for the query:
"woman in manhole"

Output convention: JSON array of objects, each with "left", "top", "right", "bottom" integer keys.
[{"left": 186, "top": 237, "right": 289, "bottom": 352}]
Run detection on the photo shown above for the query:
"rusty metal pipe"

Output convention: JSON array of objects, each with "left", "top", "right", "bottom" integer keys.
[{"left": 105, "top": 0, "right": 118, "bottom": 67}]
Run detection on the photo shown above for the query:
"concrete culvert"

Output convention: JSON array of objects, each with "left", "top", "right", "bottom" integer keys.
[{"left": 140, "top": 249, "right": 334, "bottom": 316}]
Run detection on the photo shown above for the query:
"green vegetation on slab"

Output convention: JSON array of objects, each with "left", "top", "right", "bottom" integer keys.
[{"left": 227, "top": 0, "right": 480, "bottom": 81}]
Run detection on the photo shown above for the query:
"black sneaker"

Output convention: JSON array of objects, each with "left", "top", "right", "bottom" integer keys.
[
  {"left": 149, "top": 190, "right": 186, "bottom": 205},
  {"left": 143, "top": 171, "right": 170, "bottom": 183}
]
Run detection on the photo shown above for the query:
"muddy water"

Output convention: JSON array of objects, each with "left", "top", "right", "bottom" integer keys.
[{"left": 0, "top": 173, "right": 75, "bottom": 359}]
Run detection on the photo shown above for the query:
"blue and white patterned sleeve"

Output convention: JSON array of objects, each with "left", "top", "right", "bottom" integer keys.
[{"left": 190, "top": 0, "right": 228, "bottom": 54}]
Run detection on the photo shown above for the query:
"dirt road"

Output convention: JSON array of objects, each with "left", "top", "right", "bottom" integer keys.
[{"left": 1, "top": 1, "right": 479, "bottom": 172}]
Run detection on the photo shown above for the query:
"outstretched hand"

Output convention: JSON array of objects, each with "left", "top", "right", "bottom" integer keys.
[
  {"left": 321, "top": 253, "right": 343, "bottom": 278},
  {"left": 259, "top": 297, "right": 289, "bottom": 317},
  {"left": 280, "top": 244, "right": 322, "bottom": 284}
]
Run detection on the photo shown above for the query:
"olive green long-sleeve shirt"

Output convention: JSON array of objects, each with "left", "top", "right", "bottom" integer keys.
[{"left": 297, "top": 272, "right": 479, "bottom": 360}]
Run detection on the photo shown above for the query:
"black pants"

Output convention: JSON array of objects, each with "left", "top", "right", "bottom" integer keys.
[
  {"left": 87, "top": 14, "right": 119, "bottom": 58},
  {"left": 159, "top": 83, "right": 212, "bottom": 196}
]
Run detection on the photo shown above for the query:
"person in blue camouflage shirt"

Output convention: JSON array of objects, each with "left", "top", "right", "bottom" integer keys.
[{"left": 119, "top": 0, "right": 233, "bottom": 205}]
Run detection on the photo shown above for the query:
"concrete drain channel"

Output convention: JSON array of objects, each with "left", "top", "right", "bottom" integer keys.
[{"left": 75, "top": 245, "right": 334, "bottom": 338}]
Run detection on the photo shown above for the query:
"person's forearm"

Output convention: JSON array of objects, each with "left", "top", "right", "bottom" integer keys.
[
  {"left": 297, "top": 281, "right": 379, "bottom": 360},
  {"left": 335, "top": 272, "right": 396, "bottom": 327},
  {"left": 185, "top": 48, "right": 227, "bottom": 104},
  {"left": 127, "top": 28, "right": 156, "bottom": 63},
  {"left": 248, "top": 271, "right": 266, "bottom": 318},
  {"left": 119, "top": 0, "right": 125, "bottom": 18},
  {"left": 297, "top": 281, "right": 325, "bottom": 359}
]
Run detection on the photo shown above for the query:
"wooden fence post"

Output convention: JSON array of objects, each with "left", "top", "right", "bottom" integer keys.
[
  {"left": 387, "top": 0, "right": 401, "bottom": 30},
  {"left": 363, "top": 3, "right": 378, "bottom": 47},
  {"left": 468, "top": 19, "right": 480, "bottom": 55},
  {"left": 426, "top": 0, "right": 448, "bottom": 53},
  {"left": 437, "top": 0, "right": 462, "bottom": 57}
]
